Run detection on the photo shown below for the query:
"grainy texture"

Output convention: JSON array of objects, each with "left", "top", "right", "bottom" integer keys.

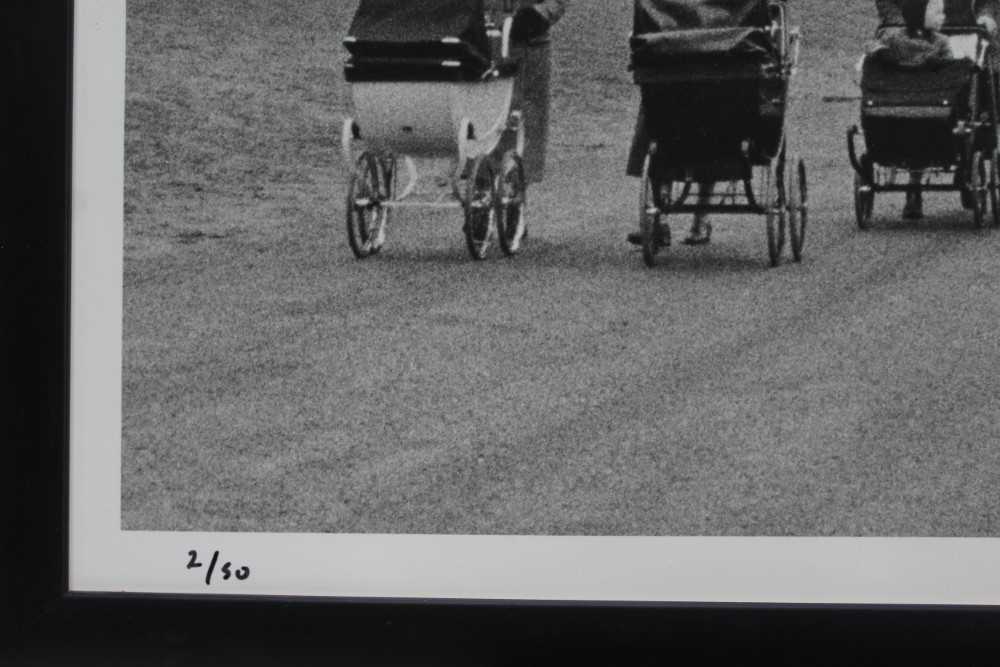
[{"left": 122, "top": 0, "right": 1000, "bottom": 535}]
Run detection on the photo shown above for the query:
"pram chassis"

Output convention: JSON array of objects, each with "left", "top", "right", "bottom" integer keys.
[
  {"left": 847, "top": 26, "right": 1000, "bottom": 229},
  {"left": 637, "top": 1, "right": 807, "bottom": 268},
  {"left": 341, "top": 15, "right": 529, "bottom": 260}
]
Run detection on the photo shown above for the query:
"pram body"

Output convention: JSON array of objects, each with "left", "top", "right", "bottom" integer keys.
[
  {"left": 848, "top": 27, "right": 1000, "bottom": 228},
  {"left": 341, "top": 0, "right": 528, "bottom": 260},
  {"left": 630, "top": 0, "right": 806, "bottom": 267}
]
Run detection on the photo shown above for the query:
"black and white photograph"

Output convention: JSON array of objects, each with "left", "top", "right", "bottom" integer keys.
[{"left": 65, "top": 0, "right": 1000, "bottom": 603}]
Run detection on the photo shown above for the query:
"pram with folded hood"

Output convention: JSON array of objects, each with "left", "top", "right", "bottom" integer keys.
[
  {"left": 341, "top": 0, "right": 528, "bottom": 260},
  {"left": 848, "top": 26, "right": 1000, "bottom": 228},
  {"left": 629, "top": 0, "right": 806, "bottom": 267}
]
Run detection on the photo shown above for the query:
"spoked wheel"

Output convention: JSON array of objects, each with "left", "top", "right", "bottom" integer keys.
[
  {"left": 764, "top": 148, "right": 787, "bottom": 267},
  {"left": 463, "top": 154, "right": 499, "bottom": 260},
  {"left": 346, "top": 151, "right": 388, "bottom": 259},
  {"left": 497, "top": 150, "right": 527, "bottom": 256},
  {"left": 854, "top": 155, "right": 875, "bottom": 231},
  {"left": 639, "top": 151, "right": 668, "bottom": 268},
  {"left": 989, "top": 149, "right": 1000, "bottom": 228},
  {"left": 787, "top": 156, "right": 808, "bottom": 262},
  {"left": 970, "top": 150, "right": 988, "bottom": 228}
]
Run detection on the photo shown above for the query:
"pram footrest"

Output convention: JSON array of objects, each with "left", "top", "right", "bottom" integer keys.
[
  {"left": 862, "top": 106, "right": 954, "bottom": 119},
  {"left": 668, "top": 204, "right": 767, "bottom": 215}
]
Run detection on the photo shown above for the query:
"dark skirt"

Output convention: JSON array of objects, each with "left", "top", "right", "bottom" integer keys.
[{"left": 508, "top": 36, "right": 552, "bottom": 183}]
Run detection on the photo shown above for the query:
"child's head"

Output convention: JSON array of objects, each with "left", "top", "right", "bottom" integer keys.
[{"left": 903, "top": 0, "right": 945, "bottom": 34}]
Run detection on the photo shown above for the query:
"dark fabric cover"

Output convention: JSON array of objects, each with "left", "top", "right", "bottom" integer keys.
[
  {"left": 861, "top": 116, "right": 963, "bottom": 168},
  {"left": 632, "top": 26, "right": 770, "bottom": 55},
  {"left": 861, "top": 52, "right": 974, "bottom": 107},
  {"left": 640, "top": 75, "right": 786, "bottom": 166},
  {"left": 633, "top": 0, "right": 771, "bottom": 33},
  {"left": 628, "top": 0, "right": 786, "bottom": 168},
  {"left": 345, "top": 0, "right": 492, "bottom": 81},
  {"left": 347, "top": 0, "right": 489, "bottom": 52},
  {"left": 860, "top": 54, "right": 986, "bottom": 167},
  {"left": 630, "top": 0, "right": 776, "bottom": 68}
]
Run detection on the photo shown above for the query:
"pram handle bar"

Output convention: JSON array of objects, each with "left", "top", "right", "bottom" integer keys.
[{"left": 477, "top": 16, "right": 515, "bottom": 80}]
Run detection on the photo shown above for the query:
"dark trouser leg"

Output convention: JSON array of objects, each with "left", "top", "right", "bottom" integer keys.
[{"left": 625, "top": 108, "right": 654, "bottom": 244}]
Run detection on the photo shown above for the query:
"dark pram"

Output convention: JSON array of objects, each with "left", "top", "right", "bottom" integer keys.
[
  {"left": 848, "top": 27, "right": 1000, "bottom": 229},
  {"left": 630, "top": 0, "right": 806, "bottom": 267}
]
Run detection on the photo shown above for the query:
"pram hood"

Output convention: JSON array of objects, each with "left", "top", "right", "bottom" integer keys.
[
  {"left": 631, "top": 0, "right": 775, "bottom": 62},
  {"left": 346, "top": 0, "right": 491, "bottom": 62},
  {"left": 345, "top": 0, "right": 495, "bottom": 81}
]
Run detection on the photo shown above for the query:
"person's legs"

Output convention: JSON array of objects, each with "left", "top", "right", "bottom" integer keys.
[
  {"left": 626, "top": 108, "right": 659, "bottom": 245},
  {"left": 904, "top": 170, "right": 923, "bottom": 219},
  {"left": 683, "top": 181, "right": 713, "bottom": 244},
  {"left": 626, "top": 108, "right": 650, "bottom": 179},
  {"left": 627, "top": 178, "right": 714, "bottom": 246}
]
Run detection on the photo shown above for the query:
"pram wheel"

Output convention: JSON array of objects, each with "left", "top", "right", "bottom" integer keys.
[
  {"left": 764, "top": 149, "right": 787, "bottom": 268},
  {"left": 854, "top": 156, "right": 875, "bottom": 231},
  {"left": 990, "top": 149, "right": 1000, "bottom": 227},
  {"left": 463, "top": 155, "right": 499, "bottom": 261},
  {"left": 346, "top": 151, "right": 388, "bottom": 259},
  {"left": 970, "top": 151, "right": 989, "bottom": 228},
  {"left": 497, "top": 150, "right": 527, "bottom": 256},
  {"left": 639, "top": 152, "right": 667, "bottom": 268},
  {"left": 787, "top": 156, "right": 807, "bottom": 263}
]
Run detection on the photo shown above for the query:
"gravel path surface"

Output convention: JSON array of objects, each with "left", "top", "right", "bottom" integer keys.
[{"left": 122, "top": 0, "right": 1000, "bottom": 535}]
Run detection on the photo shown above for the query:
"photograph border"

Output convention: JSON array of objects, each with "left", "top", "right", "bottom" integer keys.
[{"left": 10, "top": 0, "right": 1000, "bottom": 661}]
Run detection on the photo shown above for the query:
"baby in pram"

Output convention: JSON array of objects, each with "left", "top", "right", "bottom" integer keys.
[
  {"left": 875, "top": 0, "right": 952, "bottom": 68},
  {"left": 869, "top": 0, "right": 985, "bottom": 217}
]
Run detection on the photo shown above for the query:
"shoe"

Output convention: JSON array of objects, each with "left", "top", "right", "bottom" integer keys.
[
  {"left": 682, "top": 222, "right": 712, "bottom": 245},
  {"left": 902, "top": 191, "right": 923, "bottom": 220}
]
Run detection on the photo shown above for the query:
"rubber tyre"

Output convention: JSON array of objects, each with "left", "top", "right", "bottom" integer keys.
[
  {"left": 346, "top": 152, "right": 387, "bottom": 259},
  {"left": 639, "top": 152, "right": 666, "bottom": 268},
  {"left": 854, "top": 161, "right": 874, "bottom": 231},
  {"left": 463, "top": 155, "right": 498, "bottom": 261},
  {"left": 765, "top": 149, "right": 787, "bottom": 268},
  {"left": 971, "top": 150, "right": 988, "bottom": 229},
  {"left": 788, "top": 157, "right": 807, "bottom": 262},
  {"left": 497, "top": 150, "right": 527, "bottom": 256},
  {"left": 990, "top": 149, "right": 1000, "bottom": 227}
]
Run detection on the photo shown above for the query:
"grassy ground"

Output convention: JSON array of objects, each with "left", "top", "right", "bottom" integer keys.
[{"left": 122, "top": 0, "right": 1000, "bottom": 535}]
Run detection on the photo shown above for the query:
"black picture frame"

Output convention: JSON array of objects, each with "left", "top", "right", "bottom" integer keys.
[{"left": 8, "top": 1, "right": 1000, "bottom": 664}]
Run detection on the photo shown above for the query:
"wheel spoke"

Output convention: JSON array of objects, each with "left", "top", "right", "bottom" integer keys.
[
  {"left": 346, "top": 152, "right": 387, "bottom": 259},
  {"left": 464, "top": 155, "right": 498, "bottom": 260},
  {"left": 639, "top": 151, "right": 666, "bottom": 268}
]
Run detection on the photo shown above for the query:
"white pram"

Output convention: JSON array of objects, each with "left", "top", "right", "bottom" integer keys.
[{"left": 341, "top": 0, "right": 528, "bottom": 260}]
